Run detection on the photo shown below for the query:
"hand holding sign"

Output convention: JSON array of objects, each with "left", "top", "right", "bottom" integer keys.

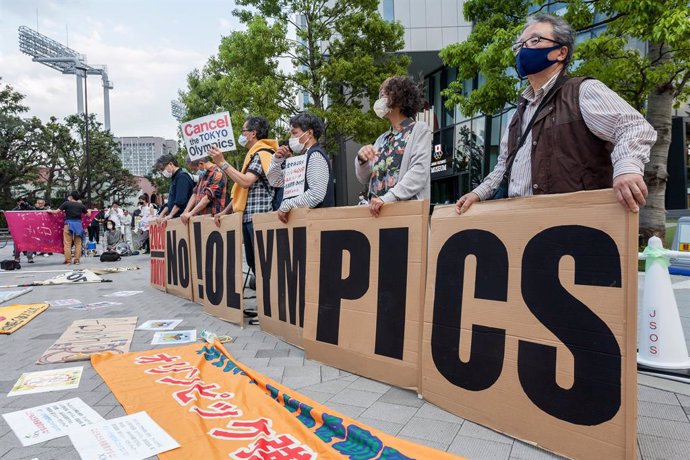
[{"left": 208, "top": 145, "right": 225, "bottom": 166}]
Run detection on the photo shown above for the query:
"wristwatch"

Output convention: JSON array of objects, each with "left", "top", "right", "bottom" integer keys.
[{"left": 221, "top": 162, "right": 230, "bottom": 171}]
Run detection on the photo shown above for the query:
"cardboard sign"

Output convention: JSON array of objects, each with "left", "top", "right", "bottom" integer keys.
[
  {"left": 0, "top": 303, "right": 49, "bottom": 334},
  {"left": 421, "top": 190, "right": 637, "bottom": 460},
  {"left": 38, "top": 317, "right": 137, "bottom": 364},
  {"left": 190, "top": 215, "right": 244, "bottom": 325},
  {"left": 188, "top": 216, "right": 205, "bottom": 306},
  {"left": 282, "top": 155, "right": 307, "bottom": 199},
  {"left": 253, "top": 209, "right": 309, "bottom": 347},
  {"left": 150, "top": 221, "right": 167, "bottom": 291},
  {"left": 91, "top": 342, "right": 460, "bottom": 460},
  {"left": 4, "top": 210, "right": 98, "bottom": 253},
  {"left": 182, "top": 111, "right": 236, "bottom": 160},
  {"left": 165, "top": 218, "right": 194, "bottom": 301},
  {"left": 303, "top": 201, "right": 429, "bottom": 388}
]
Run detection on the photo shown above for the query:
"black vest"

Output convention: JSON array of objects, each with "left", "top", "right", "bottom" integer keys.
[{"left": 304, "top": 144, "right": 335, "bottom": 208}]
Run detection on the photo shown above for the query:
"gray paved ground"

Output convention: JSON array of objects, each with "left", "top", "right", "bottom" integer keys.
[{"left": 0, "top": 247, "right": 689, "bottom": 459}]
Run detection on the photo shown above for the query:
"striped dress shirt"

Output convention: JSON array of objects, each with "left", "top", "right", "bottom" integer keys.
[{"left": 472, "top": 74, "right": 657, "bottom": 201}]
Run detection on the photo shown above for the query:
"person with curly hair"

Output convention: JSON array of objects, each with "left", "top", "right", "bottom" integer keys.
[{"left": 355, "top": 76, "right": 432, "bottom": 217}]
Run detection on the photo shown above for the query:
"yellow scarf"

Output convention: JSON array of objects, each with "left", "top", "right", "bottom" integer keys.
[{"left": 231, "top": 138, "right": 278, "bottom": 213}]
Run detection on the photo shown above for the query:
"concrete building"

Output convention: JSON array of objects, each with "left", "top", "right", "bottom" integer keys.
[{"left": 116, "top": 137, "right": 178, "bottom": 177}]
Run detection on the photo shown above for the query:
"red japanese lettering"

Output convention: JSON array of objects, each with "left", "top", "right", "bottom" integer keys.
[
  {"left": 134, "top": 353, "right": 180, "bottom": 365},
  {"left": 231, "top": 434, "right": 316, "bottom": 460},
  {"left": 210, "top": 418, "right": 273, "bottom": 441},
  {"left": 190, "top": 401, "right": 242, "bottom": 419}
]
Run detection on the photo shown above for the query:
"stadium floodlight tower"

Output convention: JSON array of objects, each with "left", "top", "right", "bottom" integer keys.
[
  {"left": 171, "top": 99, "right": 186, "bottom": 122},
  {"left": 18, "top": 25, "right": 114, "bottom": 131}
]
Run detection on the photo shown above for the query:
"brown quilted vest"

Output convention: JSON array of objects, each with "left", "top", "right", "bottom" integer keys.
[{"left": 506, "top": 77, "right": 614, "bottom": 194}]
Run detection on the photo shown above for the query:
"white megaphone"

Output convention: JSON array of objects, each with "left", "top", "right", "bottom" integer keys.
[{"left": 637, "top": 236, "right": 690, "bottom": 381}]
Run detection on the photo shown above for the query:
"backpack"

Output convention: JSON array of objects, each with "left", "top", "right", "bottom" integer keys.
[
  {"left": 253, "top": 147, "right": 283, "bottom": 211},
  {"left": 0, "top": 259, "right": 21, "bottom": 270},
  {"left": 100, "top": 251, "right": 121, "bottom": 262}
]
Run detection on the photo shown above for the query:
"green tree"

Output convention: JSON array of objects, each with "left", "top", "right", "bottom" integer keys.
[
  {"left": 56, "top": 114, "right": 137, "bottom": 206},
  {"left": 0, "top": 78, "right": 43, "bottom": 210},
  {"left": 180, "top": 0, "right": 410, "bottom": 154},
  {"left": 36, "top": 116, "right": 79, "bottom": 202},
  {"left": 440, "top": 0, "right": 690, "bottom": 241}
]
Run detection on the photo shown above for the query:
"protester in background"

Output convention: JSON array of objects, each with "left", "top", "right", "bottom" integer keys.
[
  {"left": 88, "top": 204, "right": 104, "bottom": 246},
  {"left": 136, "top": 194, "right": 156, "bottom": 253},
  {"left": 155, "top": 154, "right": 195, "bottom": 220},
  {"left": 186, "top": 155, "right": 201, "bottom": 183},
  {"left": 355, "top": 76, "right": 431, "bottom": 217},
  {"left": 105, "top": 202, "right": 124, "bottom": 232},
  {"left": 54, "top": 191, "right": 87, "bottom": 265},
  {"left": 211, "top": 116, "right": 276, "bottom": 283},
  {"left": 267, "top": 112, "right": 334, "bottom": 223},
  {"left": 455, "top": 14, "right": 656, "bottom": 215},
  {"left": 121, "top": 208, "right": 133, "bottom": 246},
  {"left": 34, "top": 198, "right": 53, "bottom": 257},
  {"left": 104, "top": 220, "right": 122, "bottom": 252},
  {"left": 180, "top": 157, "right": 227, "bottom": 224},
  {"left": 12, "top": 198, "right": 35, "bottom": 263},
  {"left": 358, "top": 192, "right": 368, "bottom": 206},
  {"left": 150, "top": 193, "right": 160, "bottom": 211}
]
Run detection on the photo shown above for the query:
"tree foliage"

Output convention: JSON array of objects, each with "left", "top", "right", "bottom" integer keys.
[
  {"left": 179, "top": 0, "right": 410, "bottom": 154},
  {"left": 0, "top": 78, "right": 137, "bottom": 212},
  {"left": 440, "top": 0, "right": 690, "bottom": 240}
]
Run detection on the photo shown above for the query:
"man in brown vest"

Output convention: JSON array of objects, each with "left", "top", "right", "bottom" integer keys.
[{"left": 455, "top": 14, "right": 656, "bottom": 214}]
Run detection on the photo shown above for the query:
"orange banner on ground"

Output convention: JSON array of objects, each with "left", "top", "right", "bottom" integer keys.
[{"left": 92, "top": 341, "right": 462, "bottom": 460}]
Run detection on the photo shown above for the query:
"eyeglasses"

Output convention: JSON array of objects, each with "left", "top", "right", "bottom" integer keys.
[
  {"left": 241, "top": 129, "right": 253, "bottom": 132},
  {"left": 511, "top": 35, "right": 563, "bottom": 54}
]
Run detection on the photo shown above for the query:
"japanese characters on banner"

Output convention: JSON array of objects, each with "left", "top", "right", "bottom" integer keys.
[
  {"left": 253, "top": 209, "right": 308, "bottom": 347},
  {"left": 0, "top": 303, "right": 49, "bottom": 334},
  {"left": 165, "top": 218, "right": 194, "bottom": 301},
  {"left": 282, "top": 155, "right": 308, "bottom": 199},
  {"left": 91, "top": 341, "right": 459, "bottom": 460},
  {"left": 189, "top": 215, "right": 244, "bottom": 325},
  {"left": 181, "top": 111, "right": 236, "bottom": 161},
  {"left": 3, "top": 210, "right": 98, "bottom": 253},
  {"left": 303, "top": 201, "right": 429, "bottom": 389},
  {"left": 421, "top": 191, "right": 637, "bottom": 460},
  {"left": 152, "top": 190, "right": 637, "bottom": 459},
  {"left": 150, "top": 221, "right": 167, "bottom": 291}
]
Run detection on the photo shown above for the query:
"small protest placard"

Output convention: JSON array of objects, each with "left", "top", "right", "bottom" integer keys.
[
  {"left": 182, "top": 111, "right": 236, "bottom": 161},
  {"left": 283, "top": 155, "right": 307, "bottom": 199},
  {"left": 8, "top": 367, "right": 83, "bottom": 397}
]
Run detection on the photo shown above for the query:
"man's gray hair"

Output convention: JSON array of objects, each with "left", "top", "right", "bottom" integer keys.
[{"left": 523, "top": 14, "right": 576, "bottom": 65}]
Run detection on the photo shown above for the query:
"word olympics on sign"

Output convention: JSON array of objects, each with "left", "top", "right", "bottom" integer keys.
[
  {"left": 152, "top": 190, "right": 637, "bottom": 459},
  {"left": 181, "top": 112, "right": 236, "bottom": 160}
]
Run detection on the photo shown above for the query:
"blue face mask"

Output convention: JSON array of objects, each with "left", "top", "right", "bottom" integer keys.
[{"left": 515, "top": 44, "right": 562, "bottom": 78}]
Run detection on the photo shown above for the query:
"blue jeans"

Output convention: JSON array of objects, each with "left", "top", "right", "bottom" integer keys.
[{"left": 242, "top": 221, "right": 255, "bottom": 273}]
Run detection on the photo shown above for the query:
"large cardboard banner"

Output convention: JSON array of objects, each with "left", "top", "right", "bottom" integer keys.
[
  {"left": 303, "top": 201, "right": 429, "bottom": 389},
  {"left": 4, "top": 210, "right": 98, "bottom": 253},
  {"left": 92, "top": 341, "right": 462, "bottom": 460},
  {"left": 421, "top": 190, "right": 637, "bottom": 460},
  {"left": 190, "top": 215, "right": 244, "bottom": 325},
  {"left": 38, "top": 317, "right": 137, "bottom": 364},
  {"left": 150, "top": 221, "right": 167, "bottom": 291},
  {"left": 189, "top": 216, "right": 206, "bottom": 306},
  {"left": 0, "top": 303, "right": 48, "bottom": 334},
  {"left": 253, "top": 209, "right": 308, "bottom": 347},
  {"left": 165, "top": 218, "right": 194, "bottom": 301}
]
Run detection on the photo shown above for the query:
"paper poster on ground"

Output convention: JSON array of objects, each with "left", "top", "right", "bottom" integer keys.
[
  {"left": 8, "top": 367, "right": 83, "bottom": 397},
  {"left": 181, "top": 111, "right": 236, "bottom": 161},
  {"left": 40, "top": 270, "right": 102, "bottom": 285},
  {"left": 151, "top": 330, "right": 196, "bottom": 345},
  {"left": 0, "top": 303, "right": 49, "bottom": 334},
  {"left": 0, "top": 288, "right": 33, "bottom": 304},
  {"left": 104, "top": 291, "right": 143, "bottom": 297},
  {"left": 282, "top": 155, "right": 307, "bottom": 199},
  {"left": 69, "top": 301, "right": 122, "bottom": 311},
  {"left": 69, "top": 412, "right": 180, "bottom": 460},
  {"left": 46, "top": 298, "right": 82, "bottom": 307},
  {"left": 138, "top": 320, "right": 182, "bottom": 331},
  {"left": 2, "top": 397, "right": 104, "bottom": 446},
  {"left": 38, "top": 317, "right": 137, "bottom": 364}
]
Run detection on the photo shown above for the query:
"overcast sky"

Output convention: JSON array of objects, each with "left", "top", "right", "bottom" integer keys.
[{"left": 0, "top": 0, "right": 243, "bottom": 140}]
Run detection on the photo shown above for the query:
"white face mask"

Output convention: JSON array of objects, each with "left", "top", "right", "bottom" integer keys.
[
  {"left": 238, "top": 134, "right": 248, "bottom": 147},
  {"left": 373, "top": 96, "right": 391, "bottom": 118},
  {"left": 289, "top": 132, "right": 309, "bottom": 154},
  {"left": 162, "top": 168, "right": 172, "bottom": 178}
]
